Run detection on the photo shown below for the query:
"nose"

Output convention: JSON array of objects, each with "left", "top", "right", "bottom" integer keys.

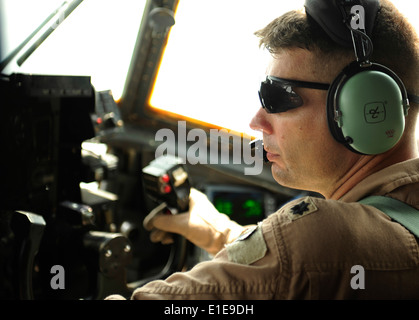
[{"left": 249, "top": 107, "right": 273, "bottom": 135}]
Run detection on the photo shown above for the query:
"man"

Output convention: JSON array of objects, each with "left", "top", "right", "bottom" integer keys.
[{"left": 109, "top": 0, "right": 419, "bottom": 299}]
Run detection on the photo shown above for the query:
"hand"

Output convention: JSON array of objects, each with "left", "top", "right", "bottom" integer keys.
[{"left": 143, "top": 188, "right": 248, "bottom": 256}]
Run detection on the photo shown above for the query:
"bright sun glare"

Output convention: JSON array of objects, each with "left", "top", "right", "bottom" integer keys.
[
  {"left": 150, "top": 0, "right": 419, "bottom": 137},
  {"left": 1, "top": 0, "right": 418, "bottom": 138}
]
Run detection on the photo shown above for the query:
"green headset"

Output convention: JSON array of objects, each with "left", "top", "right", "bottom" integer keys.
[{"left": 305, "top": 0, "right": 415, "bottom": 155}]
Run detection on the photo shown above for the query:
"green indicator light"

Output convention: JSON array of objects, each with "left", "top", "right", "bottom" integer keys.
[
  {"left": 242, "top": 199, "right": 263, "bottom": 217},
  {"left": 214, "top": 199, "right": 233, "bottom": 216}
]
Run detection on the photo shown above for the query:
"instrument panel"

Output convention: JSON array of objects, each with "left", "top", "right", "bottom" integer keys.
[{"left": 205, "top": 185, "right": 278, "bottom": 226}]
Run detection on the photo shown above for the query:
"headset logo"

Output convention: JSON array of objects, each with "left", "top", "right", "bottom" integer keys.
[
  {"left": 385, "top": 129, "right": 395, "bottom": 138},
  {"left": 364, "top": 102, "right": 386, "bottom": 123}
]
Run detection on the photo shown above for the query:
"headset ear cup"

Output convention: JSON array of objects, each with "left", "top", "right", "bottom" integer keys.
[
  {"left": 326, "top": 62, "right": 408, "bottom": 155},
  {"left": 326, "top": 70, "right": 355, "bottom": 150}
]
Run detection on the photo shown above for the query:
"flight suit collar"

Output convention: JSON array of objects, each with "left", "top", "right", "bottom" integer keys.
[{"left": 339, "top": 158, "right": 419, "bottom": 203}]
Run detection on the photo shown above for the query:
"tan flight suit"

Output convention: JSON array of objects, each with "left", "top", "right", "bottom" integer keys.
[{"left": 128, "top": 158, "right": 419, "bottom": 299}]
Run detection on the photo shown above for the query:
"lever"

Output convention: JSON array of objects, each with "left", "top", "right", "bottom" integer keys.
[{"left": 11, "top": 211, "right": 46, "bottom": 300}]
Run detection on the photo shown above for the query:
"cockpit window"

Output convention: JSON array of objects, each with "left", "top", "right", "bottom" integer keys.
[
  {"left": 1, "top": 1, "right": 417, "bottom": 136},
  {"left": 148, "top": 0, "right": 418, "bottom": 137},
  {"left": 149, "top": 0, "right": 302, "bottom": 137},
  {"left": 0, "top": 0, "right": 146, "bottom": 100}
]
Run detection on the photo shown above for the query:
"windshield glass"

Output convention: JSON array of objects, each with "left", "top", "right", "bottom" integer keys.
[
  {"left": 0, "top": 0, "right": 146, "bottom": 100},
  {"left": 1, "top": 0, "right": 417, "bottom": 136},
  {"left": 149, "top": 0, "right": 419, "bottom": 137}
]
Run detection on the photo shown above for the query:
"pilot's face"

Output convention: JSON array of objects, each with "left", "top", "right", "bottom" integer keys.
[{"left": 250, "top": 48, "right": 360, "bottom": 197}]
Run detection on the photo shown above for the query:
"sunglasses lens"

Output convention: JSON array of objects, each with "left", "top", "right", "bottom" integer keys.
[{"left": 259, "top": 81, "right": 303, "bottom": 113}]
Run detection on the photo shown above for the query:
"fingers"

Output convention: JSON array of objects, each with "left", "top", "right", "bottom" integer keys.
[
  {"left": 152, "top": 213, "right": 189, "bottom": 235},
  {"left": 150, "top": 229, "right": 174, "bottom": 245},
  {"left": 143, "top": 188, "right": 208, "bottom": 245},
  {"left": 143, "top": 202, "right": 168, "bottom": 231},
  {"left": 143, "top": 202, "right": 189, "bottom": 246}
]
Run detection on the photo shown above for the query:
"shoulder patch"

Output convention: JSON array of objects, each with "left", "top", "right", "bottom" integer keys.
[
  {"left": 226, "top": 225, "right": 267, "bottom": 265},
  {"left": 287, "top": 197, "right": 318, "bottom": 221}
]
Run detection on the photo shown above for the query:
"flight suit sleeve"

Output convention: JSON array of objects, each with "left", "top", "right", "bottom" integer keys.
[{"left": 130, "top": 219, "right": 282, "bottom": 300}]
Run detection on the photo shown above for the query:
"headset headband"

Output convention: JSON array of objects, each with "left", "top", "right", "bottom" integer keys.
[{"left": 304, "top": 0, "right": 380, "bottom": 48}]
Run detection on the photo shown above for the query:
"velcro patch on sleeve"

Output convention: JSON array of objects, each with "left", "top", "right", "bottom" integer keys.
[
  {"left": 226, "top": 225, "right": 267, "bottom": 265},
  {"left": 287, "top": 197, "right": 318, "bottom": 221}
]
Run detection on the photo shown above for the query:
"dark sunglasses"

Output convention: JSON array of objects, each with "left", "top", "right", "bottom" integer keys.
[{"left": 258, "top": 76, "right": 330, "bottom": 113}]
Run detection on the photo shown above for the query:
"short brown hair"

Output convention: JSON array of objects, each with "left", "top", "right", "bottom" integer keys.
[{"left": 255, "top": 0, "right": 419, "bottom": 101}]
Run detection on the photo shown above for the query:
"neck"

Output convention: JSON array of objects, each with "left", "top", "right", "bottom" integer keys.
[{"left": 327, "top": 142, "right": 418, "bottom": 200}]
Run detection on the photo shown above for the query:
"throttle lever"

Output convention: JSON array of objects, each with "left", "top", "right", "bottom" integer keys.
[
  {"left": 11, "top": 211, "right": 46, "bottom": 300},
  {"left": 143, "top": 202, "right": 173, "bottom": 231}
]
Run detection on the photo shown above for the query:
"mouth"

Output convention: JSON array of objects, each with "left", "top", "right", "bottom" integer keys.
[
  {"left": 265, "top": 151, "right": 279, "bottom": 162},
  {"left": 263, "top": 145, "right": 280, "bottom": 162}
]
